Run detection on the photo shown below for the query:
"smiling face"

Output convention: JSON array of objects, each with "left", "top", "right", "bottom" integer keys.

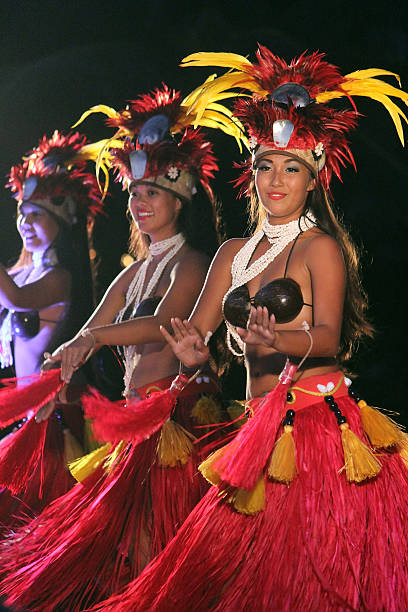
[
  {"left": 128, "top": 181, "right": 182, "bottom": 242},
  {"left": 254, "top": 154, "right": 315, "bottom": 224},
  {"left": 17, "top": 202, "right": 60, "bottom": 253}
]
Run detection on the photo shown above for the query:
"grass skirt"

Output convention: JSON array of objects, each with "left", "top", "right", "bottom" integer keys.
[
  {"left": 0, "top": 401, "right": 84, "bottom": 537},
  {"left": 87, "top": 371, "right": 408, "bottom": 612},
  {"left": 0, "top": 375, "right": 221, "bottom": 611}
]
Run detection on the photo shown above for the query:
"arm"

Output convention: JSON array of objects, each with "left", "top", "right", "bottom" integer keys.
[
  {"left": 160, "top": 239, "right": 243, "bottom": 367},
  {"left": 238, "top": 235, "right": 346, "bottom": 357},
  {"left": 0, "top": 265, "right": 71, "bottom": 311}
]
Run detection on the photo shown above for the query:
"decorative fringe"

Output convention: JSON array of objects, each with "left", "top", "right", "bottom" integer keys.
[
  {"left": 191, "top": 395, "right": 222, "bottom": 425},
  {"left": 83, "top": 374, "right": 189, "bottom": 445},
  {"left": 397, "top": 432, "right": 408, "bottom": 465},
  {"left": 226, "top": 400, "right": 247, "bottom": 428},
  {"left": 198, "top": 446, "right": 228, "bottom": 486},
  {"left": 83, "top": 417, "right": 101, "bottom": 452},
  {"left": 211, "top": 380, "right": 289, "bottom": 490},
  {"left": 268, "top": 425, "right": 297, "bottom": 484},
  {"left": 228, "top": 474, "right": 266, "bottom": 515},
  {"left": 69, "top": 442, "right": 112, "bottom": 482},
  {"left": 157, "top": 420, "right": 196, "bottom": 467},
  {"left": 0, "top": 368, "right": 62, "bottom": 426},
  {"left": 340, "top": 423, "right": 382, "bottom": 483},
  {"left": 358, "top": 400, "right": 404, "bottom": 449},
  {"left": 103, "top": 440, "right": 126, "bottom": 473},
  {"left": 0, "top": 416, "right": 47, "bottom": 495},
  {"left": 62, "top": 429, "right": 84, "bottom": 466}
]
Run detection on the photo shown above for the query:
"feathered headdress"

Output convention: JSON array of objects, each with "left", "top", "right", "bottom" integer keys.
[
  {"left": 7, "top": 131, "right": 104, "bottom": 224},
  {"left": 73, "top": 83, "right": 247, "bottom": 201},
  {"left": 181, "top": 46, "right": 408, "bottom": 191}
]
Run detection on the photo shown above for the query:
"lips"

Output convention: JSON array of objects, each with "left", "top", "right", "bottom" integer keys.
[
  {"left": 267, "top": 192, "right": 286, "bottom": 200},
  {"left": 136, "top": 208, "right": 154, "bottom": 219}
]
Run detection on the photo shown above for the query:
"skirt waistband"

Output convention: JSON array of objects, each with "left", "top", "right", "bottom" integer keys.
[
  {"left": 132, "top": 372, "right": 219, "bottom": 401},
  {"left": 286, "top": 370, "right": 349, "bottom": 411}
]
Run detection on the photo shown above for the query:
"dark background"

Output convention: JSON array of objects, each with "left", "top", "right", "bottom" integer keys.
[{"left": 0, "top": 0, "right": 407, "bottom": 416}]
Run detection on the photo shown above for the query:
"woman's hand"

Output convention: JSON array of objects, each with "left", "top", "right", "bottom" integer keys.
[
  {"left": 44, "top": 332, "right": 95, "bottom": 383},
  {"left": 35, "top": 398, "right": 56, "bottom": 423},
  {"left": 160, "top": 318, "right": 210, "bottom": 368},
  {"left": 236, "top": 306, "right": 277, "bottom": 348}
]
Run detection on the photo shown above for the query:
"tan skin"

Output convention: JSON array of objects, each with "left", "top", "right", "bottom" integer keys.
[
  {"left": 161, "top": 153, "right": 345, "bottom": 399},
  {"left": 0, "top": 203, "right": 71, "bottom": 378},
  {"left": 43, "top": 182, "right": 211, "bottom": 396}
]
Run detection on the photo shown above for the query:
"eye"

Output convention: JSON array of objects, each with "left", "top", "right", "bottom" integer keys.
[
  {"left": 147, "top": 188, "right": 158, "bottom": 197},
  {"left": 286, "top": 166, "right": 300, "bottom": 173},
  {"left": 256, "top": 163, "right": 271, "bottom": 172}
]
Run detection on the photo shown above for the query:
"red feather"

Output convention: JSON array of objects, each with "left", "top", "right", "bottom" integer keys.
[
  {"left": 83, "top": 374, "right": 189, "bottom": 444},
  {"left": 0, "top": 368, "right": 62, "bottom": 427}
]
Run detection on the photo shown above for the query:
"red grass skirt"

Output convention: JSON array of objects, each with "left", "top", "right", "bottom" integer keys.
[
  {"left": 87, "top": 371, "right": 408, "bottom": 612},
  {"left": 0, "top": 400, "right": 84, "bottom": 537},
  {"left": 0, "top": 375, "right": 221, "bottom": 611}
]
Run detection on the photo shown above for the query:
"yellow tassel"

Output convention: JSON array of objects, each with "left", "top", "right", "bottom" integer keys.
[
  {"left": 267, "top": 425, "right": 297, "bottom": 484},
  {"left": 340, "top": 423, "right": 382, "bottom": 483},
  {"left": 198, "top": 446, "right": 228, "bottom": 486},
  {"left": 358, "top": 400, "right": 404, "bottom": 449},
  {"left": 191, "top": 396, "right": 222, "bottom": 425},
  {"left": 157, "top": 420, "right": 196, "bottom": 468},
  {"left": 229, "top": 475, "right": 266, "bottom": 515},
  {"left": 83, "top": 418, "right": 100, "bottom": 452},
  {"left": 397, "top": 432, "right": 408, "bottom": 465},
  {"left": 69, "top": 442, "right": 112, "bottom": 482},
  {"left": 63, "top": 429, "right": 84, "bottom": 466},
  {"left": 226, "top": 400, "right": 247, "bottom": 428},
  {"left": 103, "top": 440, "right": 126, "bottom": 473}
]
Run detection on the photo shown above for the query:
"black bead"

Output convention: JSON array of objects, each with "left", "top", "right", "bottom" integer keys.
[
  {"left": 324, "top": 395, "right": 336, "bottom": 405},
  {"left": 348, "top": 388, "right": 360, "bottom": 402},
  {"left": 286, "top": 391, "right": 293, "bottom": 402},
  {"left": 337, "top": 415, "right": 347, "bottom": 425},
  {"left": 333, "top": 408, "right": 342, "bottom": 417},
  {"left": 286, "top": 409, "right": 295, "bottom": 419},
  {"left": 284, "top": 418, "right": 294, "bottom": 427},
  {"left": 328, "top": 403, "right": 339, "bottom": 412}
]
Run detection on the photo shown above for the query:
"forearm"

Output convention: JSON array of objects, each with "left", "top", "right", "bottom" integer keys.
[
  {"left": 88, "top": 316, "right": 163, "bottom": 347},
  {"left": 272, "top": 325, "right": 339, "bottom": 358}
]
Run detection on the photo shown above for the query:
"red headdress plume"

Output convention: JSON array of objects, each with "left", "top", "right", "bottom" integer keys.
[
  {"left": 7, "top": 130, "right": 104, "bottom": 222},
  {"left": 181, "top": 46, "right": 408, "bottom": 192}
]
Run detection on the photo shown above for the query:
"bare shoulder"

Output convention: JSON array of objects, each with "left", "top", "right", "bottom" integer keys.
[
  {"left": 212, "top": 237, "right": 249, "bottom": 265},
  {"left": 302, "top": 229, "right": 344, "bottom": 270},
  {"left": 108, "top": 259, "right": 143, "bottom": 296}
]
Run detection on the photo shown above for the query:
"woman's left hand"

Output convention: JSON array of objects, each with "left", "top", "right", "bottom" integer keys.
[{"left": 236, "top": 306, "right": 277, "bottom": 348}]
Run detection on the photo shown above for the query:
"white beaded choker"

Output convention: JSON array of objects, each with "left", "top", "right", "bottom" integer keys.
[
  {"left": 223, "top": 214, "right": 317, "bottom": 356},
  {"left": 117, "top": 232, "right": 186, "bottom": 394}
]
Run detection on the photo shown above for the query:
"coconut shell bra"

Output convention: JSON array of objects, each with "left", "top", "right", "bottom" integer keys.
[{"left": 223, "top": 234, "right": 312, "bottom": 328}]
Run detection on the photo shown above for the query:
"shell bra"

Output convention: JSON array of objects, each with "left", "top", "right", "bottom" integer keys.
[{"left": 223, "top": 233, "right": 312, "bottom": 329}]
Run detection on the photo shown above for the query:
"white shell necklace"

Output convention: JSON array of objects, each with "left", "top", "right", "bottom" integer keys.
[
  {"left": 223, "top": 214, "right": 317, "bottom": 356},
  {"left": 117, "top": 231, "right": 185, "bottom": 394}
]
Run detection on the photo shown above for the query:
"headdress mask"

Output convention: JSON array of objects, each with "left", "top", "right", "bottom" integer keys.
[
  {"left": 8, "top": 131, "right": 104, "bottom": 225},
  {"left": 181, "top": 46, "right": 408, "bottom": 195}
]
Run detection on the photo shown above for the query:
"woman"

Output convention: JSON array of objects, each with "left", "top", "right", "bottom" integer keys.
[
  {"left": 0, "top": 131, "right": 102, "bottom": 534},
  {"left": 0, "top": 86, "right": 229, "bottom": 611},
  {"left": 86, "top": 48, "right": 408, "bottom": 611}
]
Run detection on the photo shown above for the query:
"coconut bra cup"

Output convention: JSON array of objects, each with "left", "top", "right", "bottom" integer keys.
[{"left": 223, "top": 277, "right": 312, "bottom": 328}]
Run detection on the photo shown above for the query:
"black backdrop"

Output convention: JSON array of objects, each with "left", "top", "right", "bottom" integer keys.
[{"left": 1, "top": 0, "right": 407, "bottom": 418}]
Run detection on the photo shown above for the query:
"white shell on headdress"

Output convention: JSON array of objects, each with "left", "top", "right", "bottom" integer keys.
[
  {"left": 22, "top": 176, "right": 38, "bottom": 200},
  {"left": 273, "top": 120, "right": 294, "bottom": 148},
  {"left": 130, "top": 150, "right": 148, "bottom": 179}
]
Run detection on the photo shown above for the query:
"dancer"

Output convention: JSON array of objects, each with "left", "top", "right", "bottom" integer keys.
[
  {"left": 87, "top": 48, "right": 408, "bottom": 611},
  {"left": 0, "top": 131, "right": 102, "bottom": 533},
  {"left": 0, "top": 86, "right": 232, "bottom": 611}
]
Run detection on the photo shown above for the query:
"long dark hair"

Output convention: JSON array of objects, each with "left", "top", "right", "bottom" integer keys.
[
  {"left": 10, "top": 210, "right": 94, "bottom": 368},
  {"left": 128, "top": 182, "right": 223, "bottom": 260},
  {"left": 248, "top": 179, "right": 374, "bottom": 364}
]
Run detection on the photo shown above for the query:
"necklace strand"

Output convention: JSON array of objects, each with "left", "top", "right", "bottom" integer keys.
[
  {"left": 224, "top": 214, "right": 317, "bottom": 356},
  {"left": 117, "top": 232, "right": 186, "bottom": 394}
]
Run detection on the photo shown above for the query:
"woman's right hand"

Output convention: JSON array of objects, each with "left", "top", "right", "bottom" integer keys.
[{"left": 160, "top": 318, "right": 210, "bottom": 368}]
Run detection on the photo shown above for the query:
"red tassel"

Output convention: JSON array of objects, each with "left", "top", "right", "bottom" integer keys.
[
  {"left": 0, "top": 416, "right": 47, "bottom": 495},
  {"left": 0, "top": 369, "right": 62, "bottom": 426},
  {"left": 213, "top": 363, "right": 297, "bottom": 490},
  {"left": 83, "top": 374, "right": 189, "bottom": 445}
]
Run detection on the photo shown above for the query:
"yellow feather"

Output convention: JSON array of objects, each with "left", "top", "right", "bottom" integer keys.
[
  {"left": 344, "top": 68, "right": 401, "bottom": 86},
  {"left": 72, "top": 104, "right": 119, "bottom": 129},
  {"left": 181, "top": 51, "right": 253, "bottom": 72}
]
